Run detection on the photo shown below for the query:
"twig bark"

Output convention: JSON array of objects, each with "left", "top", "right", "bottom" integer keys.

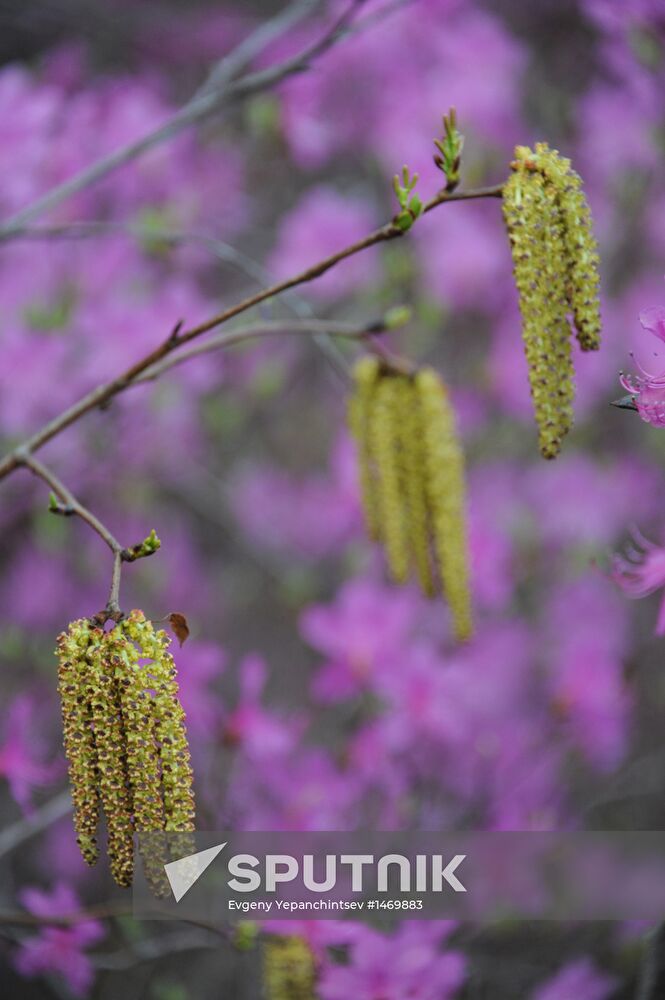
[
  {"left": 0, "top": 789, "right": 72, "bottom": 861},
  {"left": 133, "top": 316, "right": 391, "bottom": 383},
  {"left": 0, "top": 0, "right": 364, "bottom": 240},
  {"left": 0, "top": 182, "right": 503, "bottom": 483},
  {"left": 16, "top": 453, "right": 159, "bottom": 622},
  {"left": 18, "top": 453, "right": 125, "bottom": 554}
]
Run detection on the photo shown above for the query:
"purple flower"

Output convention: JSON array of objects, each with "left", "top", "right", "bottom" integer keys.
[
  {"left": 544, "top": 577, "right": 630, "bottom": 770},
  {"left": 175, "top": 641, "right": 226, "bottom": 741},
  {"left": 228, "top": 746, "right": 358, "bottom": 831},
  {"left": 612, "top": 529, "right": 665, "bottom": 633},
  {"left": 619, "top": 303, "right": 665, "bottom": 426},
  {"left": 318, "top": 921, "right": 466, "bottom": 1000},
  {"left": 300, "top": 578, "right": 420, "bottom": 702},
  {"left": 531, "top": 957, "right": 618, "bottom": 1000},
  {"left": 230, "top": 434, "right": 362, "bottom": 560},
  {"left": 0, "top": 695, "right": 61, "bottom": 814},
  {"left": 222, "top": 654, "right": 304, "bottom": 759},
  {"left": 15, "top": 883, "right": 104, "bottom": 998}
]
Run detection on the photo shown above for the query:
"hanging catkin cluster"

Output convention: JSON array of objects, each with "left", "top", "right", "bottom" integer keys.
[
  {"left": 56, "top": 610, "right": 195, "bottom": 889},
  {"left": 349, "top": 357, "right": 472, "bottom": 641},
  {"left": 502, "top": 142, "right": 601, "bottom": 459},
  {"left": 263, "top": 936, "right": 316, "bottom": 1000}
]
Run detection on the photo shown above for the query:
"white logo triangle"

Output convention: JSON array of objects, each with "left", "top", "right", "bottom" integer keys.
[{"left": 164, "top": 842, "right": 226, "bottom": 902}]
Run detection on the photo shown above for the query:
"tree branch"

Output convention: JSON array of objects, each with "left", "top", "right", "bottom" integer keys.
[
  {"left": 18, "top": 452, "right": 125, "bottom": 554},
  {"left": 132, "top": 316, "right": 392, "bottom": 384},
  {"left": 15, "top": 452, "right": 160, "bottom": 622},
  {"left": 0, "top": 180, "right": 504, "bottom": 624},
  {"left": 0, "top": 181, "right": 503, "bottom": 484},
  {"left": 0, "top": 0, "right": 366, "bottom": 240},
  {"left": 0, "top": 790, "right": 72, "bottom": 861}
]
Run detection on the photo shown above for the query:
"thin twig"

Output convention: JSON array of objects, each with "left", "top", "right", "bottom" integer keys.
[
  {"left": 0, "top": 181, "right": 503, "bottom": 624},
  {"left": 2, "top": 218, "right": 350, "bottom": 378},
  {"left": 4, "top": 221, "right": 298, "bottom": 299},
  {"left": 0, "top": 789, "right": 72, "bottom": 861},
  {"left": 107, "top": 551, "right": 123, "bottom": 618},
  {"left": 15, "top": 453, "right": 158, "bottom": 621},
  {"left": 17, "top": 452, "right": 124, "bottom": 554},
  {"left": 0, "top": 182, "right": 503, "bottom": 483},
  {"left": 637, "top": 922, "right": 665, "bottom": 1000},
  {"left": 0, "top": 0, "right": 365, "bottom": 240},
  {"left": 133, "top": 317, "right": 389, "bottom": 383}
]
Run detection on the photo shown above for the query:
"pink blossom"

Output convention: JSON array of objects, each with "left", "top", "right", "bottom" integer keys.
[
  {"left": 612, "top": 530, "right": 665, "bottom": 633},
  {"left": 619, "top": 302, "right": 665, "bottom": 426},
  {"left": 544, "top": 577, "right": 630, "bottom": 770},
  {"left": 230, "top": 434, "right": 362, "bottom": 560},
  {"left": 640, "top": 304, "right": 665, "bottom": 342},
  {"left": 620, "top": 361, "right": 665, "bottom": 426},
  {"left": 531, "top": 957, "right": 618, "bottom": 1000},
  {"left": 300, "top": 578, "right": 419, "bottom": 702},
  {"left": 228, "top": 747, "right": 359, "bottom": 831},
  {"left": 222, "top": 654, "right": 304, "bottom": 759},
  {"left": 318, "top": 922, "right": 466, "bottom": 1000},
  {"left": 0, "top": 696, "right": 61, "bottom": 814},
  {"left": 175, "top": 641, "right": 226, "bottom": 740},
  {"left": 15, "top": 883, "right": 104, "bottom": 998}
]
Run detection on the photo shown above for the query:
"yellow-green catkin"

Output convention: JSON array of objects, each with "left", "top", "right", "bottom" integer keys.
[
  {"left": 502, "top": 143, "right": 601, "bottom": 458},
  {"left": 369, "top": 373, "right": 411, "bottom": 584},
  {"left": 56, "top": 610, "right": 195, "bottom": 891},
  {"left": 394, "top": 375, "right": 436, "bottom": 596},
  {"left": 57, "top": 619, "right": 101, "bottom": 866},
  {"left": 263, "top": 936, "right": 316, "bottom": 1000},
  {"left": 535, "top": 142, "right": 601, "bottom": 351},
  {"left": 120, "top": 613, "right": 195, "bottom": 830},
  {"left": 348, "top": 360, "right": 472, "bottom": 640},
  {"left": 348, "top": 355, "right": 382, "bottom": 541},
  {"left": 86, "top": 629, "right": 135, "bottom": 887},
  {"left": 416, "top": 368, "right": 473, "bottom": 642}
]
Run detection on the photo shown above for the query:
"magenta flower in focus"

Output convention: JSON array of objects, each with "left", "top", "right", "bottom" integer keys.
[
  {"left": 612, "top": 530, "right": 665, "bottom": 634},
  {"left": 619, "top": 304, "right": 665, "bottom": 426},
  {"left": 15, "top": 883, "right": 105, "bottom": 998}
]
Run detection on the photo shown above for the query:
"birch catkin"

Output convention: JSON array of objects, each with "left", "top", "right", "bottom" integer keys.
[
  {"left": 369, "top": 373, "right": 411, "bottom": 584},
  {"left": 349, "top": 359, "right": 472, "bottom": 641},
  {"left": 502, "top": 143, "right": 601, "bottom": 458},
  {"left": 57, "top": 620, "right": 101, "bottom": 866},
  {"left": 263, "top": 936, "right": 316, "bottom": 1000},
  {"left": 416, "top": 368, "right": 472, "bottom": 642},
  {"left": 55, "top": 611, "right": 195, "bottom": 889}
]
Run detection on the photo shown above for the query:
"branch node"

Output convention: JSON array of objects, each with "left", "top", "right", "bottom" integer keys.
[{"left": 166, "top": 319, "right": 185, "bottom": 348}]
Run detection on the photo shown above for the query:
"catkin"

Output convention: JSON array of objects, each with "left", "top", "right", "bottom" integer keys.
[
  {"left": 87, "top": 629, "right": 134, "bottom": 887},
  {"left": 55, "top": 611, "right": 195, "bottom": 890},
  {"left": 349, "top": 359, "right": 472, "bottom": 640},
  {"left": 502, "top": 143, "right": 601, "bottom": 458},
  {"left": 416, "top": 368, "right": 472, "bottom": 641},
  {"left": 263, "top": 936, "right": 316, "bottom": 1000},
  {"left": 394, "top": 375, "right": 435, "bottom": 597},
  {"left": 369, "top": 373, "right": 411, "bottom": 584},
  {"left": 347, "top": 355, "right": 381, "bottom": 541},
  {"left": 57, "top": 620, "right": 101, "bottom": 866},
  {"left": 535, "top": 142, "right": 601, "bottom": 351}
]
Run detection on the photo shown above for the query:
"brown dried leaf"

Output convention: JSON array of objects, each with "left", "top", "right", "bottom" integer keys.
[{"left": 167, "top": 612, "right": 190, "bottom": 647}]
